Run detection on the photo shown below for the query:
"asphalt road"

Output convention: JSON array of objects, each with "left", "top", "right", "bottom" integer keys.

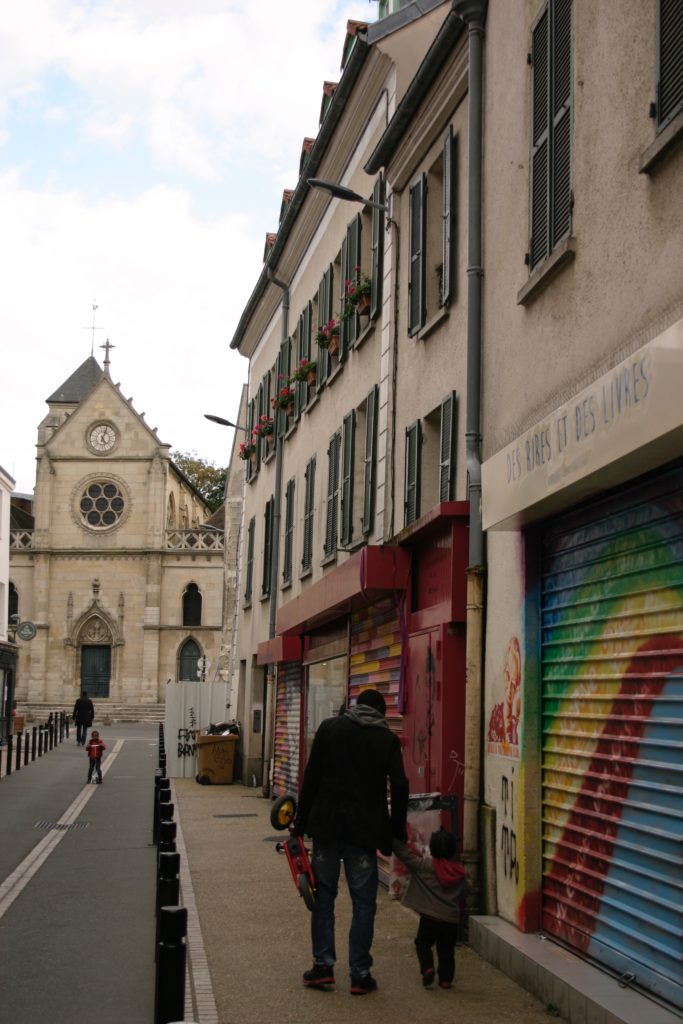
[{"left": 0, "top": 724, "right": 158, "bottom": 1023}]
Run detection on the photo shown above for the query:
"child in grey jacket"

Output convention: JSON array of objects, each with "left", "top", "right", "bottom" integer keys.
[{"left": 393, "top": 829, "right": 472, "bottom": 989}]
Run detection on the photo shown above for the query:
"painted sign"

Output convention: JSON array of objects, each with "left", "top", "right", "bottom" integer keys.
[{"left": 482, "top": 316, "right": 683, "bottom": 530}]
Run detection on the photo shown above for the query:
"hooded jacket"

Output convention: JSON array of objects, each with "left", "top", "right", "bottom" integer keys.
[
  {"left": 295, "top": 705, "right": 409, "bottom": 855},
  {"left": 393, "top": 838, "right": 472, "bottom": 924},
  {"left": 86, "top": 736, "right": 106, "bottom": 761},
  {"left": 73, "top": 696, "right": 94, "bottom": 726}
]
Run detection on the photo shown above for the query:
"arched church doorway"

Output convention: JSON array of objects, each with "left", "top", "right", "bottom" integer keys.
[
  {"left": 81, "top": 645, "right": 111, "bottom": 697},
  {"left": 178, "top": 638, "right": 201, "bottom": 681}
]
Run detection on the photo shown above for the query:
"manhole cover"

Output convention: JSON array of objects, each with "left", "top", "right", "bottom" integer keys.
[{"left": 34, "top": 821, "right": 90, "bottom": 831}]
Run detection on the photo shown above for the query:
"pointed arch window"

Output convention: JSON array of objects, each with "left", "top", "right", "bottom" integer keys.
[
  {"left": 8, "top": 582, "right": 18, "bottom": 624},
  {"left": 182, "top": 583, "right": 202, "bottom": 627},
  {"left": 179, "top": 638, "right": 201, "bottom": 681},
  {"left": 167, "top": 494, "right": 176, "bottom": 527}
]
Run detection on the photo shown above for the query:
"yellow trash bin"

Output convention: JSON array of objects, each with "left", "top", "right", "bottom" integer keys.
[{"left": 196, "top": 733, "right": 238, "bottom": 785}]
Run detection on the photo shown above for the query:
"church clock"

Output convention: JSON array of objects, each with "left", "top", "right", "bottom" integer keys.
[{"left": 88, "top": 422, "right": 118, "bottom": 454}]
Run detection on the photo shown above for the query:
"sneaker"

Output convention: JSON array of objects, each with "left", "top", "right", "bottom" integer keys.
[
  {"left": 350, "top": 973, "right": 377, "bottom": 995},
  {"left": 303, "top": 964, "right": 335, "bottom": 988},
  {"left": 438, "top": 981, "right": 452, "bottom": 989},
  {"left": 422, "top": 968, "right": 435, "bottom": 987},
  {"left": 96, "top": 778, "right": 102, "bottom": 784}
]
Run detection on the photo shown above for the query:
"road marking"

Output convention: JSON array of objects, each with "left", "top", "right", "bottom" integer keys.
[{"left": 0, "top": 739, "right": 124, "bottom": 921}]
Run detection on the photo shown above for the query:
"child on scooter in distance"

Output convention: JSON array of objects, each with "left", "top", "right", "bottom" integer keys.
[{"left": 86, "top": 729, "right": 106, "bottom": 784}]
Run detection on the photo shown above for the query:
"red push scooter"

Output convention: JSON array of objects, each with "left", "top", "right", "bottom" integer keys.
[{"left": 270, "top": 794, "right": 316, "bottom": 911}]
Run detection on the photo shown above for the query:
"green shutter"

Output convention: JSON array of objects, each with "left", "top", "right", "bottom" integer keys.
[
  {"left": 246, "top": 399, "right": 255, "bottom": 482},
  {"left": 276, "top": 339, "right": 291, "bottom": 438},
  {"left": 316, "top": 275, "right": 329, "bottom": 388},
  {"left": 530, "top": 1, "right": 572, "bottom": 271},
  {"left": 370, "top": 177, "right": 384, "bottom": 320},
  {"left": 340, "top": 234, "right": 349, "bottom": 359},
  {"left": 408, "top": 174, "right": 426, "bottom": 333},
  {"left": 260, "top": 372, "right": 271, "bottom": 461},
  {"left": 302, "top": 457, "right": 316, "bottom": 572},
  {"left": 362, "top": 386, "right": 378, "bottom": 534},
  {"left": 341, "top": 411, "right": 356, "bottom": 546},
  {"left": 658, "top": 0, "right": 683, "bottom": 128},
  {"left": 261, "top": 496, "right": 273, "bottom": 596},
  {"left": 283, "top": 478, "right": 295, "bottom": 584},
  {"left": 439, "top": 391, "right": 457, "bottom": 501},
  {"left": 244, "top": 517, "right": 255, "bottom": 604},
  {"left": 324, "top": 431, "right": 341, "bottom": 557},
  {"left": 442, "top": 128, "right": 457, "bottom": 306},
  {"left": 349, "top": 214, "right": 361, "bottom": 347},
  {"left": 405, "top": 421, "right": 422, "bottom": 525}
]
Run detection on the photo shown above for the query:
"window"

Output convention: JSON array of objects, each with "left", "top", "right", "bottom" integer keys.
[
  {"left": 340, "top": 411, "right": 356, "bottom": 547},
  {"left": 79, "top": 480, "right": 125, "bottom": 530},
  {"left": 405, "top": 420, "right": 422, "bottom": 526},
  {"left": 182, "top": 583, "right": 202, "bottom": 627},
  {"left": 324, "top": 431, "right": 342, "bottom": 558},
  {"left": 8, "top": 582, "right": 18, "bottom": 624},
  {"left": 244, "top": 516, "right": 255, "bottom": 605},
  {"left": 294, "top": 303, "right": 312, "bottom": 419},
  {"left": 276, "top": 337, "right": 291, "bottom": 438},
  {"left": 302, "top": 457, "right": 316, "bottom": 573},
  {"left": 283, "top": 478, "right": 295, "bottom": 585},
  {"left": 529, "top": 0, "right": 572, "bottom": 272},
  {"left": 167, "top": 494, "right": 176, "bottom": 527},
  {"left": 246, "top": 399, "right": 255, "bottom": 482},
  {"left": 340, "top": 214, "right": 361, "bottom": 358},
  {"left": 179, "top": 638, "right": 201, "bottom": 681},
  {"left": 370, "top": 176, "right": 385, "bottom": 320},
  {"left": 657, "top": 1, "right": 683, "bottom": 131},
  {"left": 439, "top": 391, "right": 458, "bottom": 501},
  {"left": 362, "top": 386, "right": 379, "bottom": 534},
  {"left": 259, "top": 371, "right": 272, "bottom": 461},
  {"left": 410, "top": 393, "right": 457, "bottom": 516},
  {"left": 316, "top": 265, "right": 334, "bottom": 388},
  {"left": 262, "top": 496, "right": 274, "bottom": 597}
]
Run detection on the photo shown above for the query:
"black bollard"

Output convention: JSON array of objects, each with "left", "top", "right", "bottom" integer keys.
[
  {"left": 6, "top": 735, "right": 12, "bottom": 777},
  {"left": 24, "top": 731, "right": 29, "bottom": 766},
  {"left": 15, "top": 733, "right": 22, "bottom": 772},
  {"left": 65, "top": 713, "right": 70, "bottom": 739},
  {"left": 49, "top": 721, "right": 54, "bottom": 750},
  {"left": 158, "top": 820, "right": 177, "bottom": 866},
  {"left": 158, "top": 803, "right": 175, "bottom": 838},
  {"left": 31, "top": 726, "right": 37, "bottom": 761},
  {"left": 154, "top": 906, "right": 187, "bottom": 1024},
  {"left": 154, "top": 783, "right": 172, "bottom": 844},
  {"left": 155, "top": 851, "right": 181, "bottom": 962}
]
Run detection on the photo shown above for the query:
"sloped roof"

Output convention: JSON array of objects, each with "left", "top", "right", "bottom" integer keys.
[{"left": 46, "top": 356, "right": 104, "bottom": 404}]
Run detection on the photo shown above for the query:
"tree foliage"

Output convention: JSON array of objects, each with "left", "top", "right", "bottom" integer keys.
[{"left": 171, "top": 451, "right": 227, "bottom": 512}]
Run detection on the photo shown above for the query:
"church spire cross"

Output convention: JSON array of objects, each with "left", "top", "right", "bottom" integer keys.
[
  {"left": 83, "top": 301, "right": 103, "bottom": 356},
  {"left": 100, "top": 338, "right": 116, "bottom": 377}
]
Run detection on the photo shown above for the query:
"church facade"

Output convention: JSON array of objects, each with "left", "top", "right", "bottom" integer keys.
[{"left": 10, "top": 355, "right": 225, "bottom": 708}]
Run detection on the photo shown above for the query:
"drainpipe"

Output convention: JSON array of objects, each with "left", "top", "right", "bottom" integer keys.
[
  {"left": 261, "top": 265, "right": 289, "bottom": 798},
  {"left": 452, "top": 0, "right": 488, "bottom": 906}
]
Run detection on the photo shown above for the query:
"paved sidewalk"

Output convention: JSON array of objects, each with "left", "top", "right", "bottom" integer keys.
[{"left": 173, "top": 780, "right": 561, "bottom": 1024}]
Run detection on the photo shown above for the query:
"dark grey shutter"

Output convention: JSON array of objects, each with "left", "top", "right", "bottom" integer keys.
[
  {"left": 260, "top": 372, "right": 271, "bottom": 461},
  {"left": 302, "top": 457, "right": 316, "bottom": 571},
  {"left": 658, "top": 0, "right": 683, "bottom": 129},
  {"left": 349, "top": 213, "right": 361, "bottom": 347},
  {"left": 261, "top": 496, "right": 273, "bottom": 596},
  {"left": 283, "top": 478, "right": 295, "bottom": 584},
  {"left": 324, "top": 431, "right": 341, "bottom": 557},
  {"left": 244, "top": 517, "right": 255, "bottom": 604},
  {"left": 370, "top": 177, "right": 384, "bottom": 320},
  {"left": 246, "top": 399, "right": 255, "bottom": 482},
  {"left": 439, "top": 391, "right": 457, "bottom": 501},
  {"left": 408, "top": 174, "right": 427, "bottom": 333},
  {"left": 339, "top": 234, "right": 349, "bottom": 360},
  {"left": 442, "top": 128, "right": 457, "bottom": 306},
  {"left": 341, "top": 411, "right": 356, "bottom": 546},
  {"left": 316, "top": 274, "right": 329, "bottom": 388},
  {"left": 362, "top": 385, "right": 378, "bottom": 534},
  {"left": 530, "top": 0, "right": 572, "bottom": 271},
  {"left": 294, "top": 313, "right": 305, "bottom": 420},
  {"left": 405, "top": 421, "right": 422, "bottom": 525},
  {"left": 276, "top": 339, "right": 290, "bottom": 438}
]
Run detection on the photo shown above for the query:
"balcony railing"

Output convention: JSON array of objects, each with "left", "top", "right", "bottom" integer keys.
[
  {"left": 10, "top": 531, "right": 34, "bottom": 550},
  {"left": 166, "top": 529, "right": 224, "bottom": 551}
]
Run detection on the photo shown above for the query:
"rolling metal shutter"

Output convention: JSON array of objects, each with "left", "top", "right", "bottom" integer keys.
[
  {"left": 349, "top": 597, "right": 403, "bottom": 732},
  {"left": 541, "top": 463, "right": 683, "bottom": 1009},
  {"left": 272, "top": 662, "right": 301, "bottom": 798}
]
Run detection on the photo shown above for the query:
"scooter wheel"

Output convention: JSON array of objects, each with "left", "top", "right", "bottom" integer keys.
[
  {"left": 270, "top": 793, "right": 297, "bottom": 830},
  {"left": 196, "top": 774, "right": 210, "bottom": 785},
  {"left": 297, "top": 872, "right": 316, "bottom": 911}
]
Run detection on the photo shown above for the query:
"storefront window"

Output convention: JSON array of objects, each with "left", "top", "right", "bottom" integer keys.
[{"left": 305, "top": 656, "right": 347, "bottom": 763}]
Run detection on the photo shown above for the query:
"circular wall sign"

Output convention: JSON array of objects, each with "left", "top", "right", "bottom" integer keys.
[{"left": 17, "top": 621, "right": 37, "bottom": 641}]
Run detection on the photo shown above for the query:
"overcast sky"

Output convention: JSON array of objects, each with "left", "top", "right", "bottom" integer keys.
[{"left": 0, "top": 0, "right": 374, "bottom": 494}]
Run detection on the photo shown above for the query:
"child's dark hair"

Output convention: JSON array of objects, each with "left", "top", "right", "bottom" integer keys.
[{"left": 429, "top": 828, "right": 457, "bottom": 860}]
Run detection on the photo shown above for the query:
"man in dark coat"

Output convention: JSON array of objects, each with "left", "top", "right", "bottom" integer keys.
[
  {"left": 295, "top": 688, "right": 408, "bottom": 996},
  {"left": 72, "top": 690, "right": 94, "bottom": 746}
]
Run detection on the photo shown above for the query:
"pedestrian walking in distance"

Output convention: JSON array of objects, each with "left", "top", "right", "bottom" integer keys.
[
  {"left": 392, "top": 829, "right": 472, "bottom": 989},
  {"left": 86, "top": 729, "right": 106, "bottom": 784},
  {"left": 295, "top": 688, "right": 409, "bottom": 996},
  {"left": 72, "top": 690, "right": 94, "bottom": 746}
]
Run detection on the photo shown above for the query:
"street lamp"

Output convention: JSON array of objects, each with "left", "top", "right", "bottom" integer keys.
[
  {"left": 307, "top": 178, "right": 389, "bottom": 213},
  {"left": 204, "top": 413, "right": 246, "bottom": 432}
]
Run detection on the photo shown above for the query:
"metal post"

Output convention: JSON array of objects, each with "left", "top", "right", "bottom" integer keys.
[
  {"left": 154, "top": 906, "right": 187, "bottom": 1024},
  {"left": 158, "top": 820, "right": 177, "bottom": 865},
  {"left": 37, "top": 728, "right": 43, "bottom": 757},
  {"left": 158, "top": 802, "right": 175, "bottom": 831},
  {"left": 155, "top": 852, "right": 181, "bottom": 961},
  {"left": 23, "top": 731, "right": 29, "bottom": 766},
  {"left": 5, "top": 735, "right": 12, "bottom": 776},
  {"left": 31, "top": 726, "right": 37, "bottom": 761},
  {"left": 154, "top": 782, "right": 171, "bottom": 844},
  {"left": 15, "top": 732, "right": 22, "bottom": 772}
]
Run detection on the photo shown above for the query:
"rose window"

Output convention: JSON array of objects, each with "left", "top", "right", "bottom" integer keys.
[{"left": 79, "top": 481, "right": 125, "bottom": 529}]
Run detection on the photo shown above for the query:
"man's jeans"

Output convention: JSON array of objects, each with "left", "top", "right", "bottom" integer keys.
[
  {"left": 76, "top": 723, "right": 88, "bottom": 745},
  {"left": 310, "top": 840, "right": 378, "bottom": 977}
]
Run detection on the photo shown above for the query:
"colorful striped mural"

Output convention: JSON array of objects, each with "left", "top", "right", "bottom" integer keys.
[
  {"left": 540, "top": 465, "right": 683, "bottom": 1007},
  {"left": 349, "top": 597, "right": 403, "bottom": 723}
]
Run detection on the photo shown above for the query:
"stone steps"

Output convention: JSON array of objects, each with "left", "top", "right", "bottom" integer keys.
[{"left": 17, "top": 702, "right": 166, "bottom": 725}]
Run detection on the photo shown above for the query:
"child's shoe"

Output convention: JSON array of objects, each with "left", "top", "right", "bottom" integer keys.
[{"left": 422, "top": 968, "right": 435, "bottom": 987}]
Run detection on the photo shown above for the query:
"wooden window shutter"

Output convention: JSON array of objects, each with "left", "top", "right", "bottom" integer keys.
[
  {"left": 340, "top": 234, "right": 349, "bottom": 359},
  {"left": 255, "top": 384, "right": 264, "bottom": 471},
  {"left": 283, "top": 478, "right": 295, "bottom": 584},
  {"left": 439, "top": 391, "right": 457, "bottom": 501},
  {"left": 316, "top": 275, "right": 329, "bottom": 388},
  {"left": 260, "top": 372, "right": 271, "bottom": 461},
  {"left": 349, "top": 213, "right": 361, "bottom": 347},
  {"left": 324, "top": 431, "right": 341, "bottom": 557},
  {"left": 405, "top": 420, "right": 422, "bottom": 525},
  {"left": 276, "top": 339, "right": 290, "bottom": 438},
  {"left": 294, "top": 314, "right": 304, "bottom": 420},
  {"left": 370, "top": 177, "right": 384, "bottom": 320},
  {"left": 261, "top": 496, "right": 273, "bottom": 596},
  {"left": 551, "top": 0, "right": 572, "bottom": 250},
  {"left": 657, "top": 0, "right": 683, "bottom": 129},
  {"left": 244, "top": 516, "right": 255, "bottom": 604},
  {"left": 442, "top": 128, "right": 457, "bottom": 306},
  {"left": 408, "top": 174, "right": 427, "bottom": 333},
  {"left": 530, "top": 8, "right": 550, "bottom": 270},
  {"left": 246, "top": 398, "right": 255, "bottom": 482},
  {"left": 302, "top": 457, "right": 316, "bottom": 571},
  {"left": 341, "top": 411, "right": 356, "bottom": 547},
  {"left": 362, "top": 385, "right": 378, "bottom": 534}
]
